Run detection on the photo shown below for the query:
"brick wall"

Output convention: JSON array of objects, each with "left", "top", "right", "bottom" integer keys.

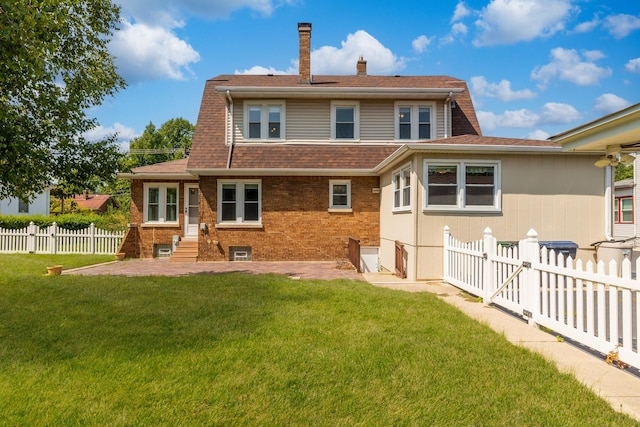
[{"left": 198, "top": 175, "right": 381, "bottom": 261}]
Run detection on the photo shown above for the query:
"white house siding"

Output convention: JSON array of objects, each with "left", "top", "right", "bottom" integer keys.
[
  {"left": 379, "top": 153, "right": 606, "bottom": 280},
  {"left": 0, "top": 189, "right": 50, "bottom": 216},
  {"left": 286, "top": 100, "right": 331, "bottom": 141},
  {"left": 359, "top": 101, "right": 394, "bottom": 140}
]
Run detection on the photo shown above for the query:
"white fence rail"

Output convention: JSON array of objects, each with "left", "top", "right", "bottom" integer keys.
[
  {"left": 443, "top": 225, "right": 640, "bottom": 370},
  {"left": 0, "top": 222, "right": 124, "bottom": 255}
]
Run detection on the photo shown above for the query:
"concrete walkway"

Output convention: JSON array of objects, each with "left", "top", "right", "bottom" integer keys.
[{"left": 66, "top": 259, "right": 640, "bottom": 421}]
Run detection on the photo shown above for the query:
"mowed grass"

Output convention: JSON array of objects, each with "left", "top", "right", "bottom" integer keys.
[{"left": 0, "top": 255, "right": 637, "bottom": 426}]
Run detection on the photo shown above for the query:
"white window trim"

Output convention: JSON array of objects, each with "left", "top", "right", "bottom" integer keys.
[
  {"left": 331, "top": 100, "right": 360, "bottom": 141},
  {"left": 143, "top": 183, "right": 179, "bottom": 224},
  {"left": 216, "top": 179, "right": 262, "bottom": 225},
  {"left": 394, "top": 102, "right": 436, "bottom": 140},
  {"left": 392, "top": 163, "right": 412, "bottom": 213},
  {"left": 423, "top": 159, "right": 501, "bottom": 212},
  {"left": 243, "top": 100, "right": 286, "bottom": 141},
  {"left": 329, "top": 179, "right": 352, "bottom": 211}
]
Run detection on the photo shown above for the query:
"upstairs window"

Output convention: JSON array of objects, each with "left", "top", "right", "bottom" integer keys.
[
  {"left": 143, "top": 183, "right": 178, "bottom": 224},
  {"left": 18, "top": 199, "right": 29, "bottom": 213},
  {"left": 331, "top": 101, "right": 359, "bottom": 140},
  {"left": 244, "top": 102, "right": 285, "bottom": 140},
  {"left": 424, "top": 160, "right": 501, "bottom": 212},
  {"left": 392, "top": 164, "right": 412, "bottom": 211},
  {"left": 395, "top": 103, "right": 434, "bottom": 140}
]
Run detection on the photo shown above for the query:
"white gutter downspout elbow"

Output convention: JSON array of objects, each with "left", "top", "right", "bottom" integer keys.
[
  {"left": 226, "top": 90, "right": 234, "bottom": 169},
  {"left": 443, "top": 91, "right": 453, "bottom": 138}
]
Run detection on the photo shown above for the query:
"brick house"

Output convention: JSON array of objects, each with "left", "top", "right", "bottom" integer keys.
[{"left": 120, "top": 23, "right": 607, "bottom": 280}]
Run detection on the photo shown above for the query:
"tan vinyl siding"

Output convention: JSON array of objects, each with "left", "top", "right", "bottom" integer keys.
[
  {"left": 435, "top": 102, "right": 445, "bottom": 138},
  {"left": 360, "top": 101, "right": 394, "bottom": 140},
  {"left": 287, "top": 100, "right": 330, "bottom": 141},
  {"left": 233, "top": 101, "right": 245, "bottom": 142}
]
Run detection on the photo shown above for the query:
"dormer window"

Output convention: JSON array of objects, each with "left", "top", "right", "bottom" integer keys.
[
  {"left": 395, "top": 102, "right": 434, "bottom": 140},
  {"left": 331, "top": 101, "right": 360, "bottom": 140},
  {"left": 244, "top": 101, "right": 285, "bottom": 141}
]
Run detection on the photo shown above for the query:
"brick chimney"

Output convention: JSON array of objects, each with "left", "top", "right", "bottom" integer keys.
[
  {"left": 298, "top": 22, "right": 312, "bottom": 84},
  {"left": 357, "top": 56, "right": 367, "bottom": 76}
]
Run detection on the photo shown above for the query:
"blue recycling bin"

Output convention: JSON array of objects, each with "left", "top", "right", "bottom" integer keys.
[{"left": 539, "top": 241, "right": 578, "bottom": 259}]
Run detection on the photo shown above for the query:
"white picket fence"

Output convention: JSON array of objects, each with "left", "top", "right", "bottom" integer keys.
[
  {"left": 443, "top": 225, "right": 640, "bottom": 370},
  {"left": 0, "top": 222, "right": 124, "bottom": 255}
]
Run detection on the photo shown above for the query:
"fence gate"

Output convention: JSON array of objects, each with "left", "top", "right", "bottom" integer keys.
[
  {"left": 348, "top": 237, "right": 361, "bottom": 273},
  {"left": 395, "top": 241, "right": 406, "bottom": 279}
]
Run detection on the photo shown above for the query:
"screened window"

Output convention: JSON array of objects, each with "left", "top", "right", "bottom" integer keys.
[
  {"left": 615, "top": 196, "right": 633, "bottom": 224},
  {"left": 143, "top": 184, "right": 179, "bottom": 223},
  {"left": 392, "top": 165, "right": 412, "bottom": 211},
  {"left": 218, "top": 180, "right": 262, "bottom": 224},
  {"left": 330, "top": 180, "right": 351, "bottom": 209},
  {"left": 244, "top": 102, "right": 284, "bottom": 140},
  {"left": 424, "top": 160, "right": 501, "bottom": 211},
  {"left": 18, "top": 199, "right": 29, "bottom": 213},
  {"left": 395, "top": 103, "right": 433, "bottom": 140}
]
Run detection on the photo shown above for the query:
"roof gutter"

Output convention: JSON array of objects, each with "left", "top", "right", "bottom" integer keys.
[
  {"left": 185, "top": 168, "right": 378, "bottom": 177},
  {"left": 215, "top": 86, "right": 465, "bottom": 100}
]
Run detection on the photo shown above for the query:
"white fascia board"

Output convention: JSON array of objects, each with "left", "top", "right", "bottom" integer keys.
[
  {"left": 216, "top": 86, "right": 464, "bottom": 99},
  {"left": 118, "top": 173, "right": 197, "bottom": 180}
]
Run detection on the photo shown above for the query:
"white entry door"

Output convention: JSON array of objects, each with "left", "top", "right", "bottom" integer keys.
[{"left": 184, "top": 184, "right": 199, "bottom": 237}]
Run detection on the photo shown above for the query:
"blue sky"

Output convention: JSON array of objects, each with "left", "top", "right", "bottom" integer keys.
[{"left": 90, "top": 0, "right": 640, "bottom": 148}]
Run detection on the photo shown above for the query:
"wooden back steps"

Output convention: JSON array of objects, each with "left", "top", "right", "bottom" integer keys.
[{"left": 170, "top": 238, "right": 198, "bottom": 262}]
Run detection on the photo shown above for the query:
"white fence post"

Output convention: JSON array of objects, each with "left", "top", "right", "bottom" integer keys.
[
  {"left": 50, "top": 222, "right": 57, "bottom": 254},
  {"left": 523, "top": 228, "right": 539, "bottom": 326},
  {"left": 443, "top": 226, "right": 450, "bottom": 280},
  {"left": 89, "top": 223, "right": 96, "bottom": 254},
  {"left": 27, "top": 222, "right": 36, "bottom": 253},
  {"left": 482, "top": 227, "right": 495, "bottom": 306}
]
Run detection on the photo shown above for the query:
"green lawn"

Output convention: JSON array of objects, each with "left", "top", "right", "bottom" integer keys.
[{"left": 0, "top": 254, "right": 637, "bottom": 426}]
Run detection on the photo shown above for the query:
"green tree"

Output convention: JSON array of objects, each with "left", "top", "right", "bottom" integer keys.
[
  {"left": 615, "top": 163, "right": 634, "bottom": 182},
  {"left": 0, "top": 0, "right": 126, "bottom": 201},
  {"left": 127, "top": 118, "right": 194, "bottom": 168}
]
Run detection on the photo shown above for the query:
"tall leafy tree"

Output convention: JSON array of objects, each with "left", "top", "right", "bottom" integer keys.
[
  {"left": 0, "top": 0, "right": 126, "bottom": 200},
  {"left": 127, "top": 118, "right": 194, "bottom": 168}
]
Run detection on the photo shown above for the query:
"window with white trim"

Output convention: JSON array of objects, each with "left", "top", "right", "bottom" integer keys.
[
  {"left": 331, "top": 101, "right": 359, "bottom": 140},
  {"left": 217, "top": 180, "right": 262, "bottom": 224},
  {"left": 395, "top": 103, "right": 434, "bottom": 140},
  {"left": 330, "top": 180, "right": 351, "bottom": 209},
  {"left": 392, "top": 164, "right": 412, "bottom": 211},
  {"left": 424, "top": 160, "right": 501, "bottom": 211},
  {"left": 143, "top": 183, "right": 179, "bottom": 223},
  {"left": 615, "top": 196, "right": 633, "bottom": 223},
  {"left": 244, "top": 101, "right": 285, "bottom": 140}
]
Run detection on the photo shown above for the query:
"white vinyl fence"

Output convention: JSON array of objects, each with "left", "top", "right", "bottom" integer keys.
[
  {"left": 443, "top": 225, "right": 640, "bottom": 370},
  {"left": 0, "top": 222, "right": 124, "bottom": 255}
]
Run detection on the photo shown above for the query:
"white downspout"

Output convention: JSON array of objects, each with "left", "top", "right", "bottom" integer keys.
[
  {"left": 226, "top": 90, "right": 234, "bottom": 169},
  {"left": 605, "top": 165, "right": 613, "bottom": 240},
  {"left": 443, "top": 92, "right": 453, "bottom": 138}
]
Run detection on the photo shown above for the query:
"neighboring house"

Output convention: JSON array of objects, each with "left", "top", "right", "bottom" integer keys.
[
  {"left": 119, "top": 23, "right": 606, "bottom": 280},
  {"left": 73, "top": 192, "right": 119, "bottom": 214},
  {"left": 614, "top": 177, "right": 635, "bottom": 240},
  {"left": 0, "top": 189, "right": 50, "bottom": 216}
]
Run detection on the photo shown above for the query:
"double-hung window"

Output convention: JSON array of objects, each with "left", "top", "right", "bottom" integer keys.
[
  {"left": 18, "top": 199, "right": 29, "bottom": 213},
  {"left": 395, "top": 103, "right": 434, "bottom": 140},
  {"left": 217, "top": 180, "right": 262, "bottom": 225},
  {"left": 143, "top": 183, "right": 179, "bottom": 224},
  {"left": 330, "top": 180, "right": 351, "bottom": 210},
  {"left": 245, "top": 101, "right": 285, "bottom": 140},
  {"left": 392, "top": 164, "right": 412, "bottom": 211},
  {"left": 424, "top": 160, "right": 501, "bottom": 211},
  {"left": 615, "top": 196, "right": 633, "bottom": 223},
  {"left": 331, "top": 101, "right": 359, "bottom": 140}
]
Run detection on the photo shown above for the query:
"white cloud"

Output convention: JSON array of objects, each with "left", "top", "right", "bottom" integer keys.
[
  {"left": 470, "top": 76, "right": 536, "bottom": 102},
  {"left": 452, "top": 1, "right": 471, "bottom": 22},
  {"left": 531, "top": 47, "right": 612, "bottom": 88},
  {"left": 110, "top": 20, "right": 200, "bottom": 83},
  {"left": 603, "top": 14, "right": 640, "bottom": 39},
  {"left": 473, "top": 0, "right": 573, "bottom": 46},
  {"left": 235, "top": 65, "right": 293, "bottom": 75},
  {"left": 477, "top": 102, "right": 580, "bottom": 131},
  {"left": 84, "top": 122, "right": 139, "bottom": 151},
  {"left": 412, "top": 35, "right": 434, "bottom": 53},
  {"left": 573, "top": 15, "right": 600, "bottom": 33},
  {"left": 452, "top": 22, "right": 468, "bottom": 36},
  {"left": 311, "top": 30, "right": 405, "bottom": 75},
  {"left": 594, "top": 94, "right": 631, "bottom": 114},
  {"left": 527, "top": 129, "right": 551, "bottom": 140},
  {"left": 626, "top": 58, "right": 640, "bottom": 73}
]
